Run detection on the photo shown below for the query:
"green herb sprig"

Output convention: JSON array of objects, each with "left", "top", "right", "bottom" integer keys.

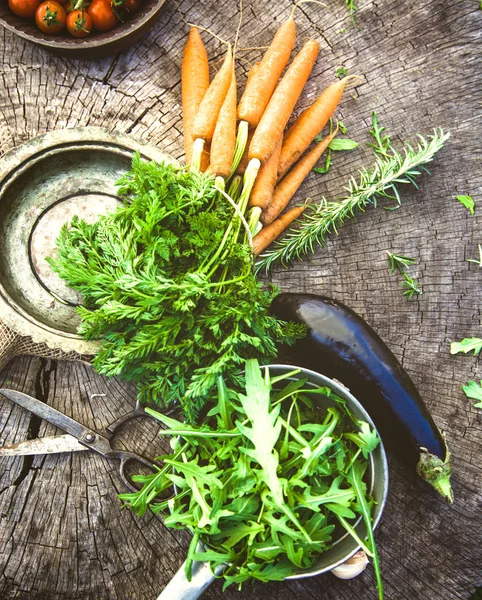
[
  {"left": 120, "top": 360, "right": 383, "bottom": 595},
  {"left": 385, "top": 252, "right": 422, "bottom": 299},
  {"left": 48, "top": 157, "right": 304, "bottom": 421},
  {"left": 256, "top": 114, "right": 449, "bottom": 272}
]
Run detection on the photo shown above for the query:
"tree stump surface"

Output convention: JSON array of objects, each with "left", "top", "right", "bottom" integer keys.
[{"left": 0, "top": 1, "right": 481, "bottom": 599}]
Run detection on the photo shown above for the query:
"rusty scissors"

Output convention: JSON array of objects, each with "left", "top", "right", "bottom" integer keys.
[{"left": 0, "top": 388, "right": 159, "bottom": 491}]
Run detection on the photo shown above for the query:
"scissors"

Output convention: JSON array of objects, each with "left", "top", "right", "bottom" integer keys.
[{"left": 0, "top": 388, "right": 159, "bottom": 492}]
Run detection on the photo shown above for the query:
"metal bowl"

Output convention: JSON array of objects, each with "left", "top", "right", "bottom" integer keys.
[
  {"left": 270, "top": 364, "right": 389, "bottom": 578},
  {"left": 158, "top": 364, "right": 389, "bottom": 600},
  {"left": 0, "top": 0, "right": 167, "bottom": 60},
  {"left": 0, "top": 127, "right": 174, "bottom": 356}
]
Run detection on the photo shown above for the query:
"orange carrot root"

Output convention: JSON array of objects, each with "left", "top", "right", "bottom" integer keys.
[
  {"left": 253, "top": 205, "right": 307, "bottom": 255},
  {"left": 208, "top": 68, "right": 237, "bottom": 178},
  {"left": 249, "top": 39, "right": 320, "bottom": 164},
  {"left": 277, "top": 75, "right": 352, "bottom": 178},
  {"left": 182, "top": 27, "right": 210, "bottom": 165},
  {"left": 249, "top": 135, "right": 283, "bottom": 210},
  {"left": 262, "top": 127, "right": 337, "bottom": 225},
  {"left": 237, "top": 16, "right": 297, "bottom": 128},
  {"left": 192, "top": 44, "right": 233, "bottom": 142}
]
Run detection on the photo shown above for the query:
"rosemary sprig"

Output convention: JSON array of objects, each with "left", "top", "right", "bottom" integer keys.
[
  {"left": 385, "top": 251, "right": 416, "bottom": 274},
  {"left": 401, "top": 272, "right": 422, "bottom": 299},
  {"left": 385, "top": 252, "right": 421, "bottom": 300},
  {"left": 255, "top": 115, "right": 449, "bottom": 272}
]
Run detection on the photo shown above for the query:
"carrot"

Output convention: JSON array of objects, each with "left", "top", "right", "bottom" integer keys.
[
  {"left": 208, "top": 68, "right": 237, "bottom": 178},
  {"left": 261, "top": 127, "right": 337, "bottom": 225},
  {"left": 238, "top": 16, "right": 296, "bottom": 127},
  {"left": 249, "top": 39, "right": 320, "bottom": 164},
  {"left": 235, "top": 129, "right": 255, "bottom": 175},
  {"left": 246, "top": 61, "right": 260, "bottom": 87},
  {"left": 253, "top": 205, "right": 306, "bottom": 255},
  {"left": 192, "top": 44, "right": 233, "bottom": 143},
  {"left": 277, "top": 75, "right": 359, "bottom": 178},
  {"left": 249, "top": 134, "right": 283, "bottom": 210},
  {"left": 182, "top": 27, "right": 210, "bottom": 165}
]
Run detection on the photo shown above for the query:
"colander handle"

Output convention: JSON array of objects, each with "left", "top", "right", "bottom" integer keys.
[{"left": 156, "top": 559, "right": 223, "bottom": 600}]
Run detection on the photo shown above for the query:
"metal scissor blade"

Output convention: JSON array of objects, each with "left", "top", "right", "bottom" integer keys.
[
  {"left": 0, "top": 434, "right": 88, "bottom": 456},
  {"left": 0, "top": 389, "right": 97, "bottom": 444}
]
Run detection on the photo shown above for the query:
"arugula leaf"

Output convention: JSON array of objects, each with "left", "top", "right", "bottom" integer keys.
[
  {"left": 462, "top": 380, "right": 482, "bottom": 408},
  {"left": 329, "top": 138, "right": 359, "bottom": 151},
  {"left": 456, "top": 194, "right": 475, "bottom": 215},
  {"left": 450, "top": 338, "right": 482, "bottom": 356},
  {"left": 120, "top": 361, "right": 383, "bottom": 594}
]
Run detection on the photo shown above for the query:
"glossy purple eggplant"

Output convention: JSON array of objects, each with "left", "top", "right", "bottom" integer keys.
[{"left": 271, "top": 293, "right": 453, "bottom": 503}]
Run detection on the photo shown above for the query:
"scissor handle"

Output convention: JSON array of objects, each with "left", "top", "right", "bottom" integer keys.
[
  {"left": 105, "top": 401, "right": 147, "bottom": 438},
  {"left": 117, "top": 450, "right": 159, "bottom": 492}
]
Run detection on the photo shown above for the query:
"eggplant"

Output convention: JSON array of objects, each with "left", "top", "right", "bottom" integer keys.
[{"left": 271, "top": 293, "right": 453, "bottom": 503}]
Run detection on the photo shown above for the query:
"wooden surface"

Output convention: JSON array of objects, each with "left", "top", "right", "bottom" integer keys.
[{"left": 1, "top": 1, "right": 481, "bottom": 599}]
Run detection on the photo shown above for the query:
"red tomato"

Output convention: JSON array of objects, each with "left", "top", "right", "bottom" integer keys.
[
  {"left": 8, "top": 0, "right": 42, "bottom": 18},
  {"left": 88, "top": 0, "right": 118, "bottom": 32},
  {"left": 66, "top": 9, "right": 92, "bottom": 38},
  {"left": 35, "top": 1, "right": 67, "bottom": 34},
  {"left": 122, "top": 0, "right": 141, "bottom": 13}
]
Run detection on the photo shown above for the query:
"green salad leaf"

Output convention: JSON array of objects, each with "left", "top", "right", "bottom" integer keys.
[{"left": 120, "top": 360, "right": 384, "bottom": 596}]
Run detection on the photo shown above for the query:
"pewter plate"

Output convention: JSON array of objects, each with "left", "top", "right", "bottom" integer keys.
[{"left": 0, "top": 127, "right": 174, "bottom": 355}]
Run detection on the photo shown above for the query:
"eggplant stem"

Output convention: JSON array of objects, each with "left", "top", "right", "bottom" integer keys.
[{"left": 416, "top": 444, "right": 453, "bottom": 503}]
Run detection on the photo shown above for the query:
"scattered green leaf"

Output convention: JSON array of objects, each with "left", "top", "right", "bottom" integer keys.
[
  {"left": 462, "top": 380, "right": 482, "bottom": 408},
  {"left": 385, "top": 251, "right": 421, "bottom": 299},
  {"left": 385, "top": 251, "right": 416, "bottom": 274},
  {"left": 456, "top": 194, "right": 475, "bottom": 215},
  {"left": 450, "top": 338, "right": 482, "bottom": 356},
  {"left": 401, "top": 272, "right": 422, "bottom": 299},
  {"left": 329, "top": 138, "right": 359, "bottom": 151},
  {"left": 336, "top": 66, "right": 348, "bottom": 78}
]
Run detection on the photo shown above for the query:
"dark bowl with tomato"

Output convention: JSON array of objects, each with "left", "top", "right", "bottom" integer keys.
[{"left": 0, "top": 0, "right": 167, "bottom": 59}]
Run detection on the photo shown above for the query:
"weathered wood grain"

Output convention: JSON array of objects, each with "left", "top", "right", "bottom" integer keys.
[{"left": 1, "top": 0, "right": 481, "bottom": 598}]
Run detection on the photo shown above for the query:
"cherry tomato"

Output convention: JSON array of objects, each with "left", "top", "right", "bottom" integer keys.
[
  {"left": 35, "top": 1, "right": 66, "bottom": 34},
  {"left": 121, "top": 0, "right": 141, "bottom": 13},
  {"left": 8, "top": 0, "right": 42, "bottom": 18},
  {"left": 88, "top": 0, "right": 118, "bottom": 32},
  {"left": 66, "top": 9, "right": 92, "bottom": 37}
]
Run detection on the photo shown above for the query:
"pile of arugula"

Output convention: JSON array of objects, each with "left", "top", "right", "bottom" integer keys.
[
  {"left": 48, "top": 157, "right": 303, "bottom": 421},
  {"left": 120, "top": 360, "right": 383, "bottom": 596}
]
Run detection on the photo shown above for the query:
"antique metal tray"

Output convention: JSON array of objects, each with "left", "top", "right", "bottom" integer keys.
[{"left": 0, "top": 127, "right": 173, "bottom": 357}]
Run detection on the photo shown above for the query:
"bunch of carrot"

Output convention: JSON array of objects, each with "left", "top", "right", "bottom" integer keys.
[{"left": 181, "top": 12, "right": 359, "bottom": 256}]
